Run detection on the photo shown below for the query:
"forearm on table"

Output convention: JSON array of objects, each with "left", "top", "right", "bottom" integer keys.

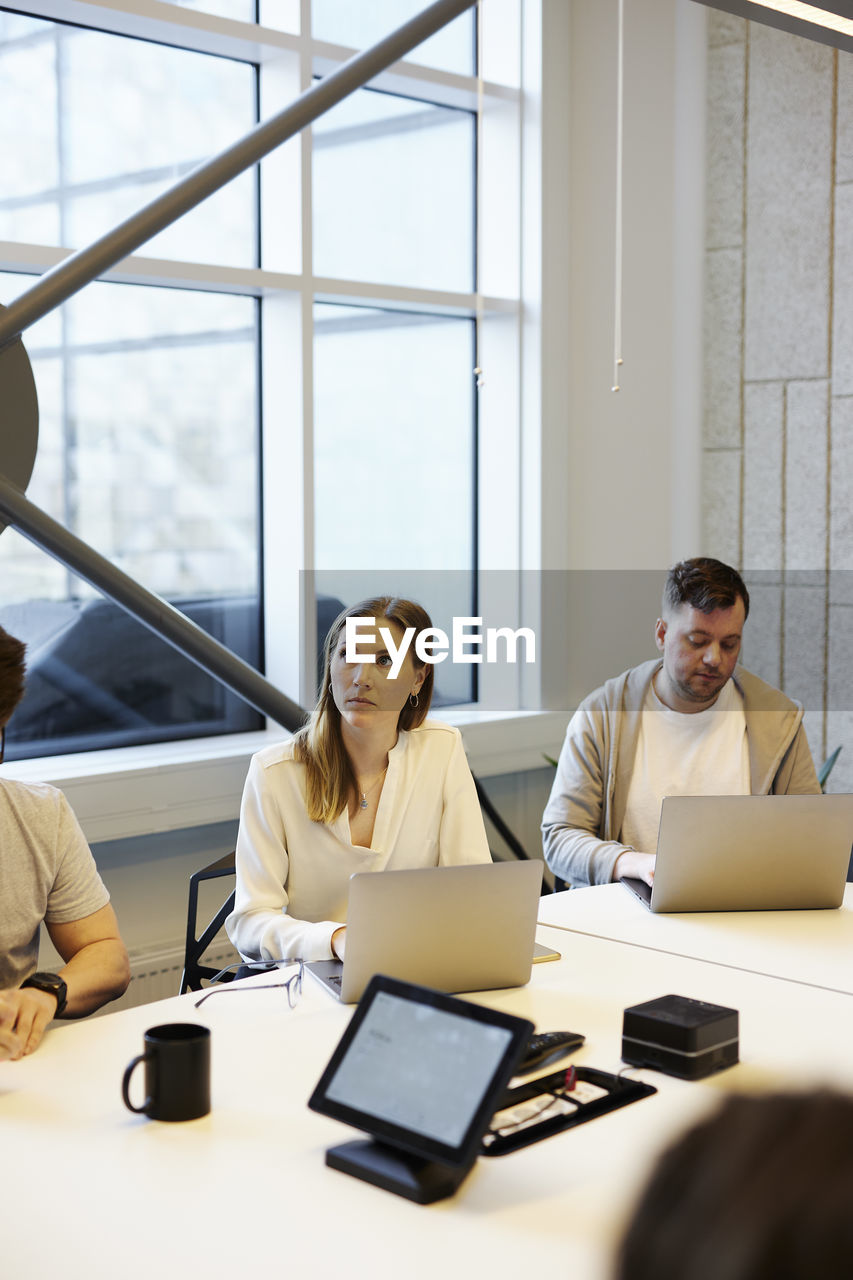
[
  {"left": 58, "top": 938, "right": 130, "bottom": 1017},
  {"left": 543, "top": 822, "right": 629, "bottom": 887},
  {"left": 544, "top": 718, "right": 623, "bottom": 886},
  {"left": 229, "top": 906, "right": 340, "bottom": 964}
]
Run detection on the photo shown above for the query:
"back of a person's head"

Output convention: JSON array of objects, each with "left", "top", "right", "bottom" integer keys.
[
  {"left": 0, "top": 624, "right": 27, "bottom": 727},
  {"left": 663, "top": 557, "right": 750, "bottom": 621},
  {"left": 614, "top": 1090, "right": 853, "bottom": 1280}
]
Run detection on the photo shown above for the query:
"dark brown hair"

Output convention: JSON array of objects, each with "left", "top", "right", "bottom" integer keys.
[
  {"left": 0, "top": 625, "right": 27, "bottom": 727},
  {"left": 293, "top": 596, "right": 434, "bottom": 823},
  {"left": 663, "top": 557, "right": 750, "bottom": 620},
  {"left": 615, "top": 1090, "right": 853, "bottom": 1280}
]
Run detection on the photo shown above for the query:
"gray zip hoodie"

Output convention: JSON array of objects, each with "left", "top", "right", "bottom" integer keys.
[{"left": 542, "top": 659, "right": 821, "bottom": 888}]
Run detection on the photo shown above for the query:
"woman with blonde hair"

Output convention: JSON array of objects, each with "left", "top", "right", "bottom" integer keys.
[{"left": 227, "top": 597, "right": 491, "bottom": 963}]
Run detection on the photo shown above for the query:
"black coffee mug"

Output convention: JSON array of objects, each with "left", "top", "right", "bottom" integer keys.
[{"left": 122, "top": 1023, "right": 211, "bottom": 1122}]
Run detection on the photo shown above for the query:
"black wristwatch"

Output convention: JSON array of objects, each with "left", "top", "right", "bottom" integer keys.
[{"left": 21, "top": 971, "right": 68, "bottom": 1017}]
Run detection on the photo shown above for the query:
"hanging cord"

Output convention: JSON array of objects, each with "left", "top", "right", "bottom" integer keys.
[
  {"left": 474, "top": 0, "right": 485, "bottom": 390},
  {"left": 612, "top": 0, "right": 624, "bottom": 392}
]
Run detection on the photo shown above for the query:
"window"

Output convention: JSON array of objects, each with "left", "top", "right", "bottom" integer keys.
[
  {"left": 0, "top": 0, "right": 537, "bottom": 812},
  {"left": 310, "top": 76, "right": 478, "bottom": 705},
  {"left": 313, "top": 88, "right": 475, "bottom": 290},
  {"left": 0, "top": 9, "right": 261, "bottom": 755}
]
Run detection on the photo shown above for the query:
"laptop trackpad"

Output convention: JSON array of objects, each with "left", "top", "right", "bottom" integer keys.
[
  {"left": 305, "top": 958, "right": 344, "bottom": 996},
  {"left": 619, "top": 875, "right": 652, "bottom": 908}
]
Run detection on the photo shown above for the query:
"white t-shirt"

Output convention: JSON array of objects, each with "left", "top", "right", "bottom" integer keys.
[{"left": 620, "top": 676, "right": 750, "bottom": 856}]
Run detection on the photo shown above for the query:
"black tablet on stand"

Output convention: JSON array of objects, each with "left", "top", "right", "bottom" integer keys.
[{"left": 308, "top": 974, "right": 534, "bottom": 1204}]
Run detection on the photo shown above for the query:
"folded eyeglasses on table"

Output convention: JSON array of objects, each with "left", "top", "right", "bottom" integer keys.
[{"left": 193, "top": 958, "right": 304, "bottom": 1009}]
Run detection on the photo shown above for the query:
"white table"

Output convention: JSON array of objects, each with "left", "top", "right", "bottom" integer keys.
[
  {"left": 539, "top": 882, "right": 853, "bottom": 994},
  {"left": 4, "top": 924, "right": 853, "bottom": 1280}
]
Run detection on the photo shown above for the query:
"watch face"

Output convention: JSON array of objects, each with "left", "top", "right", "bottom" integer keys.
[{"left": 24, "top": 972, "right": 67, "bottom": 1014}]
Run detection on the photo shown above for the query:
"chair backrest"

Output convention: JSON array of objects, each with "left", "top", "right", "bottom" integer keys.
[
  {"left": 473, "top": 772, "right": 561, "bottom": 892},
  {"left": 473, "top": 773, "right": 528, "bottom": 862},
  {"left": 179, "top": 851, "right": 238, "bottom": 994}
]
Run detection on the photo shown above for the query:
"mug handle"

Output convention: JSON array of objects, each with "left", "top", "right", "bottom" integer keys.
[{"left": 122, "top": 1052, "right": 153, "bottom": 1115}]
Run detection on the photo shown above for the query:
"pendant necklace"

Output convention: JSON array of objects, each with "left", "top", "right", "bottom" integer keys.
[{"left": 358, "top": 767, "right": 388, "bottom": 810}]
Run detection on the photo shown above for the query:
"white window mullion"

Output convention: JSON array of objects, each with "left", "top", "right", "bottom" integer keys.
[
  {"left": 258, "top": 37, "right": 310, "bottom": 715},
  {"left": 298, "top": 2, "right": 318, "bottom": 710},
  {"left": 526, "top": 0, "right": 570, "bottom": 713},
  {"left": 470, "top": 0, "right": 524, "bottom": 714},
  {"left": 19, "top": 0, "right": 299, "bottom": 61}
]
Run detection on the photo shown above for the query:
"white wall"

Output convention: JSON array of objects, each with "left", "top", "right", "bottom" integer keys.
[
  {"left": 701, "top": 9, "right": 853, "bottom": 786},
  {"left": 562, "top": 0, "right": 706, "bottom": 570},
  {"left": 539, "top": 0, "right": 710, "bottom": 707}
]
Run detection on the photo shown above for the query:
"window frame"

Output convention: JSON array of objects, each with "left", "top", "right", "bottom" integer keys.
[{"left": 0, "top": 0, "right": 569, "bottom": 842}]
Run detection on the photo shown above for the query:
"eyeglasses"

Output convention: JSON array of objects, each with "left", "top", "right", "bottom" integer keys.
[{"left": 193, "top": 959, "right": 304, "bottom": 1010}]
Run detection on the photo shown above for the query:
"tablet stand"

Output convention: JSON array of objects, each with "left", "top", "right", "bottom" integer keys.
[{"left": 326, "top": 1138, "right": 471, "bottom": 1204}]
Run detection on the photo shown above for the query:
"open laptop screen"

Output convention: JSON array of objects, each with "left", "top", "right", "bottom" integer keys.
[{"left": 622, "top": 793, "right": 853, "bottom": 913}]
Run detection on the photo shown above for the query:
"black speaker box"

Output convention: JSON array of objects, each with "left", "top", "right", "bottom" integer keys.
[{"left": 621, "top": 994, "right": 739, "bottom": 1080}]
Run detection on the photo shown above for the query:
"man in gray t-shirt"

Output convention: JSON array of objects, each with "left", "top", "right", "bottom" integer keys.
[{"left": 0, "top": 625, "right": 130, "bottom": 1058}]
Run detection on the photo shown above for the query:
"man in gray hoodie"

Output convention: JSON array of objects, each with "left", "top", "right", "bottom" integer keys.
[{"left": 542, "top": 558, "right": 820, "bottom": 889}]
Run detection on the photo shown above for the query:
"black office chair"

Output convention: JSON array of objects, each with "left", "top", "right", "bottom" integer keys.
[
  {"left": 179, "top": 850, "right": 238, "bottom": 994},
  {"left": 473, "top": 774, "right": 529, "bottom": 861},
  {"left": 472, "top": 773, "right": 556, "bottom": 895}
]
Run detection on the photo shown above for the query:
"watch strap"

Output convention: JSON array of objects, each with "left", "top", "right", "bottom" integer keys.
[{"left": 21, "top": 971, "right": 68, "bottom": 1017}]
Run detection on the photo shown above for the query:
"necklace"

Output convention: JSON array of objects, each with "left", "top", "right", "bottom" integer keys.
[{"left": 357, "top": 767, "right": 388, "bottom": 810}]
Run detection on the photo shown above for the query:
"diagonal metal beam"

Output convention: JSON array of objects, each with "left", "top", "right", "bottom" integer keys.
[
  {"left": 690, "top": 0, "right": 853, "bottom": 57},
  {"left": 0, "top": 0, "right": 476, "bottom": 736},
  {"left": 0, "top": 0, "right": 477, "bottom": 349},
  {"left": 0, "top": 473, "right": 306, "bottom": 732}
]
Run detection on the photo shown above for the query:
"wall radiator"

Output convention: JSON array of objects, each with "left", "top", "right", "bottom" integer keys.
[{"left": 101, "top": 939, "right": 239, "bottom": 1014}]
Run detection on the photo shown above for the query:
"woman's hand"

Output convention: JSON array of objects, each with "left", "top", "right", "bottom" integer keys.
[{"left": 331, "top": 926, "right": 347, "bottom": 960}]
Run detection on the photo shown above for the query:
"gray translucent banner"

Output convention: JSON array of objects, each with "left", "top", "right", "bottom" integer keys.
[{"left": 306, "top": 568, "right": 853, "bottom": 726}]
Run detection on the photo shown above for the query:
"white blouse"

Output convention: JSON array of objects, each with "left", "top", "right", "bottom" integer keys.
[{"left": 226, "top": 720, "right": 491, "bottom": 962}]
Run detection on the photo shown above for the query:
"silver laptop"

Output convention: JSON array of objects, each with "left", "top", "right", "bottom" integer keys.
[
  {"left": 306, "top": 859, "right": 544, "bottom": 1003},
  {"left": 620, "top": 794, "right": 853, "bottom": 913}
]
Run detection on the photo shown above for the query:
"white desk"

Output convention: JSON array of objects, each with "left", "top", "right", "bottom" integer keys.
[
  {"left": 539, "top": 883, "right": 853, "bottom": 995},
  {"left": 5, "top": 925, "right": 853, "bottom": 1280}
]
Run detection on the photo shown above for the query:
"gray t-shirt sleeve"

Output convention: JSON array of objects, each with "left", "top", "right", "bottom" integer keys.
[
  {"left": 0, "top": 779, "right": 109, "bottom": 988},
  {"left": 43, "top": 791, "right": 110, "bottom": 924}
]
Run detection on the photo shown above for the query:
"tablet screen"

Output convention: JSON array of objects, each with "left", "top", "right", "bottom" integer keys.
[{"left": 309, "top": 975, "right": 533, "bottom": 1167}]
